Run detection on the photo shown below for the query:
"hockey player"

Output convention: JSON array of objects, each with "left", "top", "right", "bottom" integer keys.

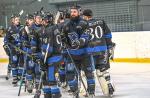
[
  {"left": 37, "top": 12, "right": 63, "bottom": 98},
  {"left": 82, "top": 9, "right": 115, "bottom": 96},
  {"left": 22, "top": 14, "right": 35, "bottom": 93},
  {"left": 61, "top": 6, "right": 95, "bottom": 97},
  {"left": 56, "top": 10, "right": 70, "bottom": 88},
  {"left": 3, "top": 34, "right": 12, "bottom": 80},
  {"left": 32, "top": 11, "right": 43, "bottom": 90},
  {"left": 4, "top": 14, "right": 25, "bottom": 86}
]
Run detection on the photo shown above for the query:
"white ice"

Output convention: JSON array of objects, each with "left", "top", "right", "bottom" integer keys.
[{"left": 0, "top": 62, "right": 150, "bottom": 98}]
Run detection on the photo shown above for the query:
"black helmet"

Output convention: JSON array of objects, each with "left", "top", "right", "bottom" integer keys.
[
  {"left": 83, "top": 9, "right": 93, "bottom": 17},
  {"left": 11, "top": 14, "right": 20, "bottom": 19},
  {"left": 70, "top": 5, "right": 82, "bottom": 14},
  {"left": 42, "top": 12, "right": 53, "bottom": 23},
  {"left": 33, "top": 11, "right": 42, "bottom": 17},
  {"left": 25, "top": 14, "right": 34, "bottom": 20}
]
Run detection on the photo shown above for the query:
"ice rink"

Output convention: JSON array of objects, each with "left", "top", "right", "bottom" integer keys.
[{"left": 0, "top": 62, "right": 150, "bottom": 98}]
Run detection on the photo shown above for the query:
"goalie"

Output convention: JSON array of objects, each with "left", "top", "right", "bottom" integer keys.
[{"left": 82, "top": 9, "right": 115, "bottom": 96}]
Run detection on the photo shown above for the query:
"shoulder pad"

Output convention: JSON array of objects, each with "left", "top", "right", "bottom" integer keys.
[
  {"left": 63, "top": 19, "right": 70, "bottom": 26},
  {"left": 79, "top": 20, "right": 88, "bottom": 25},
  {"left": 88, "top": 19, "right": 104, "bottom": 27},
  {"left": 80, "top": 19, "right": 87, "bottom": 23}
]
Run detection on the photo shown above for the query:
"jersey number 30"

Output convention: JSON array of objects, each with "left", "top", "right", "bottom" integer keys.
[{"left": 87, "top": 26, "right": 103, "bottom": 40}]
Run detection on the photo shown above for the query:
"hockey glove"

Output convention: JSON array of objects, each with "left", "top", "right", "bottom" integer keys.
[
  {"left": 36, "top": 59, "right": 47, "bottom": 71},
  {"left": 3, "top": 44, "right": 10, "bottom": 56},
  {"left": 71, "top": 40, "right": 80, "bottom": 49},
  {"left": 71, "top": 38, "right": 86, "bottom": 49},
  {"left": 22, "top": 41, "right": 30, "bottom": 48},
  {"left": 108, "top": 42, "right": 116, "bottom": 60}
]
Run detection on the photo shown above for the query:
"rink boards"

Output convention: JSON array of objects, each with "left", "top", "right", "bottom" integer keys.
[
  {"left": 1, "top": 31, "right": 150, "bottom": 63},
  {"left": 0, "top": 31, "right": 150, "bottom": 74}
]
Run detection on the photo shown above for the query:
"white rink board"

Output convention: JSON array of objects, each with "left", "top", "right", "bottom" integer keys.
[
  {"left": 0, "top": 31, "right": 150, "bottom": 75},
  {"left": 0, "top": 38, "right": 8, "bottom": 59},
  {"left": 0, "top": 38, "right": 7, "bottom": 76},
  {"left": 1, "top": 31, "right": 150, "bottom": 59},
  {"left": 112, "top": 31, "right": 150, "bottom": 58}
]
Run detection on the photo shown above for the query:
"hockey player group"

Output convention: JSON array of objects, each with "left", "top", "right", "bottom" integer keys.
[{"left": 3, "top": 5, "right": 116, "bottom": 98}]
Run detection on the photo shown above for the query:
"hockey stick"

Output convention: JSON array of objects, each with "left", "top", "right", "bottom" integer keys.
[
  {"left": 18, "top": 48, "right": 28, "bottom": 96},
  {"left": 44, "top": 44, "right": 49, "bottom": 63},
  {"left": 64, "top": 45, "right": 91, "bottom": 98},
  {"left": 39, "top": 7, "right": 44, "bottom": 15},
  {"left": 18, "top": 67, "right": 26, "bottom": 96},
  {"left": 34, "top": 43, "right": 50, "bottom": 98},
  {"left": 19, "top": 10, "right": 24, "bottom": 16},
  {"left": 54, "top": 11, "right": 61, "bottom": 24},
  {"left": 34, "top": 71, "right": 44, "bottom": 98}
]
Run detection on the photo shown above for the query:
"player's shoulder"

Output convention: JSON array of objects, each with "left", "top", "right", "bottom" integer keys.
[
  {"left": 79, "top": 18, "right": 88, "bottom": 24},
  {"left": 88, "top": 18, "right": 104, "bottom": 26},
  {"left": 7, "top": 26, "right": 12, "bottom": 31},
  {"left": 7, "top": 25, "right": 15, "bottom": 33}
]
